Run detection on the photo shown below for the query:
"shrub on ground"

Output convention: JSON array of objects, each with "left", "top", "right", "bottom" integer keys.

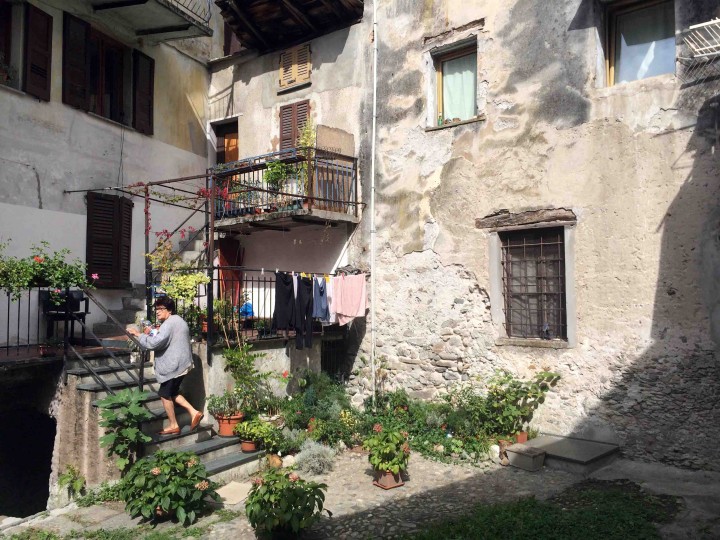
[{"left": 295, "top": 439, "right": 336, "bottom": 475}]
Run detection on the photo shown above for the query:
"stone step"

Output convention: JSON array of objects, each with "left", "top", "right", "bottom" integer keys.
[
  {"left": 91, "top": 391, "right": 161, "bottom": 409},
  {"left": 206, "top": 450, "right": 265, "bottom": 482},
  {"left": 141, "top": 406, "right": 196, "bottom": 436},
  {"left": 122, "top": 297, "right": 147, "bottom": 310},
  {"left": 171, "top": 436, "right": 243, "bottom": 464},
  {"left": 143, "top": 425, "right": 214, "bottom": 454},
  {"left": 179, "top": 236, "right": 206, "bottom": 252},
  {"left": 524, "top": 435, "right": 620, "bottom": 475},
  {"left": 77, "top": 376, "right": 160, "bottom": 399},
  {"left": 92, "top": 322, "right": 134, "bottom": 338},
  {"left": 130, "top": 283, "right": 147, "bottom": 299},
  {"left": 109, "top": 309, "right": 146, "bottom": 325},
  {"left": 65, "top": 351, "right": 132, "bottom": 370},
  {"left": 66, "top": 363, "right": 155, "bottom": 386}
]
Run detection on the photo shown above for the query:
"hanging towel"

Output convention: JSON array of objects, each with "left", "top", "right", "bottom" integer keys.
[
  {"left": 326, "top": 277, "right": 337, "bottom": 325},
  {"left": 312, "top": 277, "right": 329, "bottom": 321},
  {"left": 334, "top": 274, "right": 367, "bottom": 326},
  {"left": 272, "top": 272, "right": 295, "bottom": 331}
]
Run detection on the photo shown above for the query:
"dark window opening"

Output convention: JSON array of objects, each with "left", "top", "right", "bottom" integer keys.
[
  {"left": 500, "top": 227, "right": 567, "bottom": 340},
  {"left": 213, "top": 121, "right": 239, "bottom": 164},
  {"left": 321, "top": 336, "right": 347, "bottom": 379}
]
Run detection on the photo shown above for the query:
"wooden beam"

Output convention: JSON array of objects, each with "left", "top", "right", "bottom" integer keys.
[
  {"left": 279, "top": 0, "right": 316, "bottom": 32},
  {"left": 93, "top": 0, "right": 148, "bottom": 11},
  {"left": 317, "top": 0, "right": 345, "bottom": 20},
  {"left": 227, "top": 0, "right": 270, "bottom": 50},
  {"left": 475, "top": 208, "right": 577, "bottom": 230}
]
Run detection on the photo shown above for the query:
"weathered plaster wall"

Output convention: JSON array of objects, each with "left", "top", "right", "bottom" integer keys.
[{"left": 344, "top": 0, "right": 720, "bottom": 471}]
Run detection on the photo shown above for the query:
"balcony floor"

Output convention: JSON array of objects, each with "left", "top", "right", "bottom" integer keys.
[{"left": 215, "top": 207, "right": 360, "bottom": 233}]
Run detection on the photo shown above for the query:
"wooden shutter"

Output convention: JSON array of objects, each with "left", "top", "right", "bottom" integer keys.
[
  {"left": 62, "top": 13, "right": 89, "bottom": 110},
  {"left": 279, "top": 44, "right": 311, "bottom": 88},
  {"left": 23, "top": 4, "right": 52, "bottom": 101},
  {"left": 133, "top": 50, "right": 154, "bottom": 135},
  {"left": 87, "top": 193, "right": 133, "bottom": 288},
  {"left": 0, "top": 1, "right": 11, "bottom": 65},
  {"left": 295, "top": 43, "right": 311, "bottom": 84},
  {"left": 279, "top": 100, "right": 309, "bottom": 150}
]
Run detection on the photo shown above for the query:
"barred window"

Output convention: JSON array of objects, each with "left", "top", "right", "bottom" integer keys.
[{"left": 500, "top": 227, "right": 567, "bottom": 340}]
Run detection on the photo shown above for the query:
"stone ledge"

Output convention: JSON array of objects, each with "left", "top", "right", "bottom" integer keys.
[{"left": 495, "top": 337, "right": 571, "bottom": 349}]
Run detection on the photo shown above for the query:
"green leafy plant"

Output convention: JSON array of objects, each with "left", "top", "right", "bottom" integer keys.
[
  {"left": 0, "top": 240, "right": 93, "bottom": 302},
  {"left": 245, "top": 469, "right": 327, "bottom": 537},
  {"left": 233, "top": 418, "right": 282, "bottom": 451},
  {"left": 97, "top": 389, "right": 153, "bottom": 473},
  {"left": 120, "top": 451, "right": 219, "bottom": 525},
  {"left": 263, "top": 161, "right": 291, "bottom": 192},
  {"left": 58, "top": 464, "right": 86, "bottom": 499},
  {"left": 297, "top": 116, "right": 316, "bottom": 194},
  {"left": 206, "top": 389, "right": 243, "bottom": 417},
  {"left": 76, "top": 481, "right": 124, "bottom": 507},
  {"left": 161, "top": 271, "right": 210, "bottom": 304},
  {"left": 363, "top": 424, "right": 410, "bottom": 475},
  {"left": 223, "top": 344, "right": 271, "bottom": 413}
]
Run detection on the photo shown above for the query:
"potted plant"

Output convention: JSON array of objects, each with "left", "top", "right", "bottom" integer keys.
[
  {"left": 363, "top": 424, "right": 410, "bottom": 490},
  {"left": 264, "top": 161, "right": 289, "bottom": 193},
  {"left": 245, "top": 469, "right": 328, "bottom": 538},
  {"left": 207, "top": 390, "right": 244, "bottom": 437},
  {"left": 233, "top": 418, "right": 279, "bottom": 452},
  {"left": 254, "top": 319, "right": 269, "bottom": 339},
  {"left": 0, "top": 53, "right": 17, "bottom": 87}
]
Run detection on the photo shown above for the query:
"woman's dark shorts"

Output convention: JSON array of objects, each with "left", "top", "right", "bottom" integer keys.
[{"left": 158, "top": 375, "right": 185, "bottom": 399}]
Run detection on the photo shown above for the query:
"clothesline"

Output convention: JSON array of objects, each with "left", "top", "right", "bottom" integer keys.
[{"left": 210, "top": 265, "right": 363, "bottom": 277}]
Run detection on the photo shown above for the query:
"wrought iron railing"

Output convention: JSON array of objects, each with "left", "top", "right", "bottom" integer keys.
[
  {"left": 212, "top": 147, "right": 359, "bottom": 220},
  {"left": 163, "top": 0, "right": 212, "bottom": 25}
]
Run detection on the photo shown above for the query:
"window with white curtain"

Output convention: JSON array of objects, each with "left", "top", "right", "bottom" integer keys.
[
  {"left": 435, "top": 47, "right": 477, "bottom": 125},
  {"left": 608, "top": 0, "right": 676, "bottom": 85}
]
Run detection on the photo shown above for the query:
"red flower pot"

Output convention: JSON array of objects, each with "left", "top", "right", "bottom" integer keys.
[
  {"left": 214, "top": 413, "right": 244, "bottom": 437},
  {"left": 240, "top": 440, "right": 257, "bottom": 452},
  {"left": 373, "top": 470, "right": 404, "bottom": 490}
]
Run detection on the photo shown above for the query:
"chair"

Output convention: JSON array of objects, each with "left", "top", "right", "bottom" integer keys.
[{"left": 39, "top": 290, "right": 90, "bottom": 346}]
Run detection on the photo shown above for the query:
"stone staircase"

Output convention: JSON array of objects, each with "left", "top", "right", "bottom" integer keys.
[
  {"left": 67, "top": 344, "right": 262, "bottom": 483},
  {"left": 91, "top": 284, "right": 148, "bottom": 338}
]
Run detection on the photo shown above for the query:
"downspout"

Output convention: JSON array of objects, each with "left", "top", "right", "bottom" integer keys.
[{"left": 370, "top": 0, "right": 378, "bottom": 410}]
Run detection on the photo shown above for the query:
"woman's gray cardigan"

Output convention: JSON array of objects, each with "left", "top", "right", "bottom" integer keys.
[{"left": 138, "top": 314, "right": 193, "bottom": 383}]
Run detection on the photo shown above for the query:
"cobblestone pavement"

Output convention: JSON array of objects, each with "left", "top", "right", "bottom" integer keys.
[{"left": 2, "top": 452, "right": 580, "bottom": 540}]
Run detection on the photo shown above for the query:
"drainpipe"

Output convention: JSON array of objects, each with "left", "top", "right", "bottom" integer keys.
[{"left": 369, "top": 0, "right": 379, "bottom": 410}]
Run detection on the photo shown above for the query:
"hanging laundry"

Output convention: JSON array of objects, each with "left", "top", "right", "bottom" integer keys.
[
  {"left": 334, "top": 274, "right": 367, "bottom": 326},
  {"left": 272, "top": 272, "right": 295, "bottom": 331},
  {"left": 326, "top": 276, "right": 338, "bottom": 325},
  {"left": 295, "top": 276, "right": 314, "bottom": 349},
  {"left": 312, "top": 277, "right": 329, "bottom": 321}
]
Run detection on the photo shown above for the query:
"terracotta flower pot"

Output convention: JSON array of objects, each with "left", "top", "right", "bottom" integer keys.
[
  {"left": 373, "top": 470, "right": 404, "bottom": 490},
  {"left": 241, "top": 440, "right": 257, "bottom": 452},
  {"left": 214, "top": 412, "right": 244, "bottom": 437},
  {"left": 515, "top": 431, "right": 528, "bottom": 444}
]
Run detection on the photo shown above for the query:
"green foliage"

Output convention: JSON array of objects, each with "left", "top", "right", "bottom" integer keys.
[
  {"left": 206, "top": 390, "right": 243, "bottom": 417},
  {"left": 58, "top": 464, "right": 86, "bottom": 499},
  {"left": 406, "top": 480, "right": 679, "bottom": 540},
  {"left": 97, "top": 389, "right": 153, "bottom": 473},
  {"left": 76, "top": 481, "right": 124, "bottom": 507},
  {"left": 120, "top": 451, "right": 219, "bottom": 526},
  {"left": 245, "top": 469, "right": 327, "bottom": 536},
  {"left": 222, "top": 344, "right": 271, "bottom": 414},
  {"left": 161, "top": 272, "right": 210, "bottom": 304},
  {"left": 295, "top": 439, "right": 336, "bottom": 475},
  {"left": 0, "top": 240, "right": 93, "bottom": 302},
  {"left": 263, "top": 161, "right": 291, "bottom": 191},
  {"left": 7, "top": 528, "right": 60, "bottom": 540},
  {"left": 233, "top": 418, "right": 282, "bottom": 451},
  {"left": 363, "top": 424, "right": 410, "bottom": 475},
  {"left": 276, "top": 427, "right": 307, "bottom": 455}
]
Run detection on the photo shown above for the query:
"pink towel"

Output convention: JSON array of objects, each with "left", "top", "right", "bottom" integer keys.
[{"left": 333, "top": 274, "right": 367, "bottom": 326}]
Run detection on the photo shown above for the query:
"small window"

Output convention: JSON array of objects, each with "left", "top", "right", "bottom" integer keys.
[
  {"left": 213, "top": 121, "right": 239, "bottom": 164},
  {"left": 607, "top": 0, "right": 676, "bottom": 86},
  {"left": 500, "top": 227, "right": 567, "bottom": 340},
  {"left": 278, "top": 43, "right": 311, "bottom": 90},
  {"left": 86, "top": 193, "right": 133, "bottom": 289},
  {"left": 434, "top": 46, "right": 477, "bottom": 125},
  {"left": 279, "top": 100, "right": 309, "bottom": 150}
]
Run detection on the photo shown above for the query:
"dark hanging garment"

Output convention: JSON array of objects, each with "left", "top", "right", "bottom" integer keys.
[
  {"left": 312, "top": 278, "right": 329, "bottom": 321},
  {"left": 272, "top": 272, "right": 295, "bottom": 331},
  {"left": 295, "top": 277, "right": 314, "bottom": 349}
]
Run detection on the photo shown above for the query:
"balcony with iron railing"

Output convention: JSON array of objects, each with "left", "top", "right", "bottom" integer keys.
[
  {"left": 90, "top": 0, "right": 213, "bottom": 41},
  {"left": 211, "top": 146, "right": 360, "bottom": 233}
]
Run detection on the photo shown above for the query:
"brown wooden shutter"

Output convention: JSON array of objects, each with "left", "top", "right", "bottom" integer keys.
[
  {"left": 295, "top": 43, "right": 311, "bottom": 84},
  {"left": 62, "top": 13, "right": 89, "bottom": 110},
  {"left": 87, "top": 193, "right": 133, "bottom": 288},
  {"left": 133, "top": 50, "right": 154, "bottom": 135},
  {"left": 279, "top": 49, "right": 294, "bottom": 88},
  {"left": 223, "top": 21, "right": 241, "bottom": 56},
  {"left": 23, "top": 4, "right": 52, "bottom": 101},
  {"left": 279, "top": 100, "right": 309, "bottom": 150},
  {"left": 0, "top": 1, "right": 11, "bottom": 65}
]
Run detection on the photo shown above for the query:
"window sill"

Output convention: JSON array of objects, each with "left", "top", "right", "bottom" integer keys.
[
  {"left": 277, "top": 81, "right": 311, "bottom": 95},
  {"left": 0, "top": 83, "right": 31, "bottom": 99},
  {"left": 425, "top": 113, "right": 486, "bottom": 132},
  {"left": 495, "top": 337, "right": 570, "bottom": 349},
  {"left": 86, "top": 112, "right": 139, "bottom": 134}
]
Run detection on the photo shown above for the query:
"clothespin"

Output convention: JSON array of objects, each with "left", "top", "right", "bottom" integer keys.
[
  {"left": 275, "top": 268, "right": 279, "bottom": 273},
  {"left": 261, "top": 268, "right": 264, "bottom": 275}
]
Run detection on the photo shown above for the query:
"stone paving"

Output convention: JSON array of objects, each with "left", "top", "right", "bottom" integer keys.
[{"left": 1, "top": 452, "right": 580, "bottom": 540}]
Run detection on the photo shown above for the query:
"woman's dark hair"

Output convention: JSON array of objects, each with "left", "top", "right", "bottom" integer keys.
[{"left": 154, "top": 296, "right": 176, "bottom": 314}]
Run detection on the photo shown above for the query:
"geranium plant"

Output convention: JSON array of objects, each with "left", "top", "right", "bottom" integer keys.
[
  {"left": 120, "top": 450, "right": 219, "bottom": 525},
  {"left": 245, "top": 469, "right": 327, "bottom": 537},
  {"left": 363, "top": 424, "right": 410, "bottom": 475},
  {"left": 0, "top": 240, "right": 93, "bottom": 302}
]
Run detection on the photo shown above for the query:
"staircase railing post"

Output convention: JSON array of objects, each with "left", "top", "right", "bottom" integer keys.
[
  {"left": 63, "top": 287, "right": 70, "bottom": 359},
  {"left": 207, "top": 171, "right": 215, "bottom": 356},
  {"left": 144, "top": 186, "right": 153, "bottom": 322},
  {"left": 139, "top": 349, "right": 146, "bottom": 393}
]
